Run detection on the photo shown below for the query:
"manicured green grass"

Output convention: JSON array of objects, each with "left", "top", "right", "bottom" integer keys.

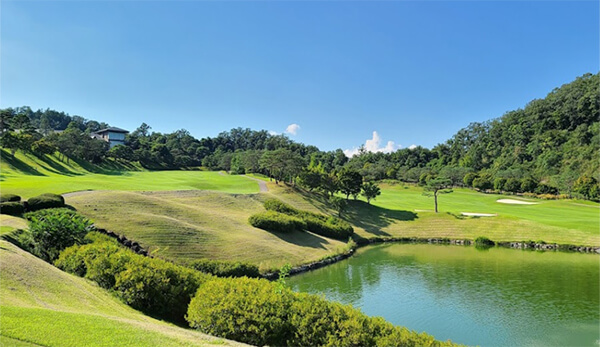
[
  {"left": 67, "top": 190, "right": 347, "bottom": 271},
  {"left": 1, "top": 151, "right": 259, "bottom": 198},
  {"left": 264, "top": 183, "right": 599, "bottom": 246},
  {"left": 0, "top": 240, "right": 243, "bottom": 347}
]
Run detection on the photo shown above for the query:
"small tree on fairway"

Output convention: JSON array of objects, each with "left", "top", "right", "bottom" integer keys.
[
  {"left": 423, "top": 178, "right": 453, "bottom": 213},
  {"left": 361, "top": 182, "right": 381, "bottom": 205}
]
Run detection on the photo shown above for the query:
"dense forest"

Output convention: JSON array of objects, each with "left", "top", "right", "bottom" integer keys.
[{"left": 1, "top": 73, "right": 598, "bottom": 200}]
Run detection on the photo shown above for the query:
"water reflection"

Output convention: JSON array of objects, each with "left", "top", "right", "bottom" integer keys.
[{"left": 289, "top": 244, "right": 600, "bottom": 347}]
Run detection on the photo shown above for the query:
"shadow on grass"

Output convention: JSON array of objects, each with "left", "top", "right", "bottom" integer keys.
[
  {"left": 343, "top": 200, "right": 418, "bottom": 237},
  {"left": 268, "top": 229, "right": 331, "bottom": 250},
  {"left": 32, "top": 153, "right": 82, "bottom": 176},
  {"left": 0, "top": 150, "right": 45, "bottom": 176}
]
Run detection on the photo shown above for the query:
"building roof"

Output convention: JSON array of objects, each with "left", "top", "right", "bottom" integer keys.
[{"left": 93, "top": 127, "right": 129, "bottom": 134}]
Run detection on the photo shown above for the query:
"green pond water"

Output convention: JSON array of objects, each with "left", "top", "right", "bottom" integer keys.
[{"left": 288, "top": 244, "right": 600, "bottom": 346}]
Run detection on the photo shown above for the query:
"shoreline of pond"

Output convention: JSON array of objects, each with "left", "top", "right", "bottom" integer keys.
[{"left": 262, "top": 236, "right": 600, "bottom": 280}]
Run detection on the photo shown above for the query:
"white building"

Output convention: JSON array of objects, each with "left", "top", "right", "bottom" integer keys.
[{"left": 91, "top": 127, "right": 129, "bottom": 148}]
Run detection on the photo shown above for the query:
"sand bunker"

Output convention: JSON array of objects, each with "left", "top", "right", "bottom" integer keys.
[
  {"left": 496, "top": 199, "right": 539, "bottom": 205},
  {"left": 461, "top": 212, "right": 497, "bottom": 217}
]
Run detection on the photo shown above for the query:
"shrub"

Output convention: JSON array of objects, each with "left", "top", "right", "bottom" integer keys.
[
  {"left": 474, "top": 236, "right": 495, "bottom": 247},
  {"left": 493, "top": 178, "right": 507, "bottom": 191},
  {"left": 463, "top": 172, "right": 478, "bottom": 187},
  {"left": 263, "top": 198, "right": 299, "bottom": 214},
  {"left": 520, "top": 178, "right": 538, "bottom": 193},
  {"left": 187, "top": 277, "right": 294, "bottom": 346},
  {"left": 27, "top": 193, "right": 65, "bottom": 211},
  {"left": 504, "top": 178, "right": 521, "bottom": 193},
  {"left": 187, "top": 277, "right": 456, "bottom": 347},
  {"left": 190, "top": 259, "right": 260, "bottom": 278},
  {"left": 302, "top": 214, "right": 353, "bottom": 240},
  {"left": 56, "top": 237, "right": 209, "bottom": 323},
  {"left": 0, "top": 202, "right": 24, "bottom": 216},
  {"left": 535, "top": 183, "right": 558, "bottom": 195},
  {"left": 260, "top": 199, "right": 354, "bottom": 240},
  {"left": 249, "top": 211, "right": 306, "bottom": 233},
  {"left": 472, "top": 177, "right": 493, "bottom": 191},
  {"left": 24, "top": 208, "right": 93, "bottom": 262},
  {"left": 0, "top": 194, "right": 21, "bottom": 203}
]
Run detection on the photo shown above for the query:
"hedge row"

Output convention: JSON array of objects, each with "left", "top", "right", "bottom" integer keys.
[
  {"left": 55, "top": 234, "right": 210, "bottom": 323},
  {"left": 261, "top": 198, "right": 353, "bottom": 240},
  {"left": 0, "top": 194, "right": 21, "bottom": 203},
  {"left": 249, "top": 211, "right": 307, "bottom": 233},
  {"left": 28, "top": 193, "right": 65, "bottom": 211},
  {"left": 187, "top": 277, "right": 457, "bottom": 347},
  {"left": 0, "top": 193, "right": 65, "bottom": 216},
  {"left": 0, "top": 202, "right": 24, "bottom": 216},
  {"left": 189, "top": 259, "right": 260, "bottom": 278}
]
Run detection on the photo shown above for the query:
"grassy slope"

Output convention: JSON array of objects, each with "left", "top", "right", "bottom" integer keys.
[
  {"left": 1, "top": 150, "right": 258, "bottom": 198},
  {"left": 274, "top": 183, "right": 600, "bottom": 246},
  {"left": 0, "top": 240, "right": 244, "bottom": 347},
  {"left": 67, "top": 190, "right": 347, "bottom": 270}
]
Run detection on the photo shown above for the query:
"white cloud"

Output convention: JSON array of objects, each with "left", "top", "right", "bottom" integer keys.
[
  {"left": 344, "top": 131, "right": 400, "bottom": 157},
  {"left": 408, "top": 144, "right": 417, "bottom": 150},
  {"left": 285, "top": 123, "right": 300, "bottom": 136},
  {"left": 268, "top": 130, "right": 279, "bottom": 136}
]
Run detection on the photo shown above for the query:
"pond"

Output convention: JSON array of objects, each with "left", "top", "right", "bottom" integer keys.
[{"left": 288, "top": 244, "right": 600, "bottom": 346}]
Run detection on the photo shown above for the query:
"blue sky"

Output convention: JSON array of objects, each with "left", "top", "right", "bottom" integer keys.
[{"left": 1, "top": 1, "right": 598, "bottom": 154}]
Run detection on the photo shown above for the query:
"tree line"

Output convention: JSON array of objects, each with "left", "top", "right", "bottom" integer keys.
[{"left": 1, "top": 72, "right": 598, "bottom": 201}]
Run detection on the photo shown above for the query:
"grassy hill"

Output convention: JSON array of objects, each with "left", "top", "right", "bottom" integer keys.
[
  {"left": 66, "top": 189, "right": 347, "bottom": 270},
  {"left": 1, "top": 150, "right": 259, "bottom": 198},
  {"left": 0, "top": 240, "right": 244, "bottom": 347}
]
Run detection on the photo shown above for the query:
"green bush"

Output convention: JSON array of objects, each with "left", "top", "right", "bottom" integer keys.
[
  {"left": 0, "top": 194, "right": 21, "bottom": 203},
  {"left": 186, "top": 277, "right": 456, "bottom": 347},
  {"left": 56, "top": 237, "right": 209, "bottom": 323},
  {"left": 474, "top": 236, "right": 495, "bottom": 247},
  {"left": 27, "top": 193, "right": 65, "bottom": 211},
  {"left": 263, "top": 198, "right": 298, "bottom": 214},
  {"left": 504, "top": 178, "right": 521, "bottom": 193},
  {"left": 249, "top": 211, "right": 307, "bottom": 232},
  {"left": 24, "top": 208, "right": 92, "bottom": 262},
  {"left": 260, "top": 199, "right": 354, "bottom": 240},
  {"left": 0, "top": 202, "right": 24, "bottom": 216},
  {"left": 190, "top": 259, "right": 260, "bottom": 278},
  {"left": 302, "top": 214, "right": 354, "bottom": 240}
]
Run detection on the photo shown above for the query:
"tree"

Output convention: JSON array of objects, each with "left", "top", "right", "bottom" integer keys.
[
  {"left": 31, "top": 139, "right": 57, "bottom": 155},
  {"left": 0, "top": 109, "right": 14, "bottom": 134},
  {"left": 0, "top": 132, "right": 24, "bottom": 155},
  {"left": 330, "top": 196, "right": 347, "bottom": 217},
  {"left": 298, "top": 170, "right": 322, "bottom": 191},
  {"left": 321, "top": 172, "right": 340, "bottom": 198},
  {"left": 108, "top": 144, "right": 135, "bottom": 161},
  {"left": 361, "top": 182, "right": 381, "bottom": 205},
  {"left": 338, "top": 169, "right": 362, "bottom": 200},
  {"left": 423, "top": 178, "right": 453, "bottom": 213}
]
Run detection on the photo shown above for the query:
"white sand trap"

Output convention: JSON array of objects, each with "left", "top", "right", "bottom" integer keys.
[
  {"left": 496, "top": 199, "right": 539, "bottom": 205},
  {"left": 461, "top": 212, "right": 497, "bottom": 217}
]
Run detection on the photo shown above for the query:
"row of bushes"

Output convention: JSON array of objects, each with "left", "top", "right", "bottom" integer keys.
[
  {"left": 189, "top": 258, "right": 260, "bottom": 278},
  {"left": 257, "top": 198, "right": 354, "bottom": 240},
  {"left": 55, "top": 233, "right": 210, "bottom": 323},
  {"left": 249, "top": 211, "right": 307, "bottom": 233},
  {"left": 187, "top": 276, "right": 456, "bottom": 347},
  {"left": 0, "top": 193, "right": 65, "bottom": 216}
]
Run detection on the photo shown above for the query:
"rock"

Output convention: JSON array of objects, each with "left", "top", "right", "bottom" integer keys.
[{"left": 123, "top": 240, "right": 132, "bottom": 247}]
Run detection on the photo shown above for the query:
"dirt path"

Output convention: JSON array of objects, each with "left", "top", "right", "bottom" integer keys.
[
  {"left": 62, "top": 190, "right": 98, "bottom": 198},
  {"left": 243, "top": 175, "right": 268, "bottom": 192}
]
